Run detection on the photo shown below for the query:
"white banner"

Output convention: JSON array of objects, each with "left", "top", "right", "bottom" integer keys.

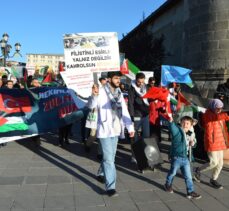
[
  {"left": 60, "top": 71, "right": 94, "bottom": 98},
  {"left": 63, "top": 32, "right": 120, "bottom": 98},
  {"left": 63, "top": 32, "right": 120, "bottom": 73}
]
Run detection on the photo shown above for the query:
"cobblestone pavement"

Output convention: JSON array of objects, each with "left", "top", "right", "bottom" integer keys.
[{"left": 0, "top": 130, "right": 229, "bottom": 211}]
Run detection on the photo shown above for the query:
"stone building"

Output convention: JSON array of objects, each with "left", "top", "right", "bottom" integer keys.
[
  {"left": 26, "top": 53, "right": 64, "bottom": 74},
  {"left": 119, "top": 0, "right": 229, "bottom": 98}
]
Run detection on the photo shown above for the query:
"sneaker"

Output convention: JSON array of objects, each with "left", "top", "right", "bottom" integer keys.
[
  {"left": 164, "top": 183, "right": 173, "bottom": 193},
  {"left": 107, "top": 189, "right": 119, "bottom": 197},
  {"left": 210, "top": 179, "right": 223, "bottom": 189},
  {"left": 97, "top": 175, "right": 105, "bottom": 184},
  {"left": 193, "top": 167, "right": 201, "bottom": 183},
  {"left": 187, "top": 192, "right": 202, "bottom": 199}
]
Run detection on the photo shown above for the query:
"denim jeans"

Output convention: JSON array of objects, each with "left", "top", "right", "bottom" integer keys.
[
  {"left": 97, "top": 136, "right": 119, "bottom": 190},
  {"left": 166, "top": 157, "right": 194, "bottom": 193}
]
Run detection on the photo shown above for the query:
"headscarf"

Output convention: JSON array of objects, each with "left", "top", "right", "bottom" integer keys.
[{"left": 208, "top": 99, "right": 224, "bottom": 111}]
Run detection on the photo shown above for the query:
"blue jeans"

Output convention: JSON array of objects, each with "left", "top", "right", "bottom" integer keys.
[
  {"left": 166, "top": 157, "right": 194, "bottom": 193},
  {"left": 97, "top": 136, "right": 118, "bottom": 190}
]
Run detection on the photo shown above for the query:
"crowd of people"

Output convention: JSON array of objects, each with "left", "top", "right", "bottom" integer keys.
[
  {"left": 83, "top": 72, "right": 229, "bottom": 199},
  {"left": 0, "top": 69, "right": 229, "bottom": 199}
]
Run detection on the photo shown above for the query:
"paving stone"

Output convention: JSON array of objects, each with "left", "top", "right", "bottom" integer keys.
[
  {"left": 103, "top": 192, "right": 137, "bottom": 210},
  {"left": 78, "top": 205, "right": 108, "bottom": 211},
  {"left": 155, "top": 189, "right": 187, "bottom": 202},
  {"left": 46, "top": 184, "right": 74, "bottom": 196},
  {"left": 44, "top": 195, "right": 75, "bottom": 209},
  {"left": 193, "top": 196, "right": 229, "bottom": 211},
  {"left": 43, "top": 208, "right": 75, "bottom": 211},
  {"left": 13, "top": 195, "right": 45, "bottom": 209},
  {"left": 0, "top": 176, "right": 24, "bottom": 185},
  {"left": 24, "top": 176, "right": 48, "bottom": 184},
  {"left": 1, "top": 168, "right": 29, "bottom": 177},
  {"left": 76, "top": 193, "right": 105, "bottom": 207},
  {"left": 136, "top": 201, "right": 170, "bottom": 211},
  {"left": 0, "top": 197, "right": 14, "bottom": 209},
  {"left": 16, "top": 184, "right": 47, "bottom": 196},
  {"left": 165, "top": 200, "right": 201, "bottom": 211},
  {"left": 73, "top": 182, "right": 104, "bottom": 195},
  {"left": 129, "top": 190, "right": 161, "bottom": 203},
  {"left": 0, "top": 185, "right": 20, "bottom": 197},
  {"left": 47, "top": 175, "right": 72, "bottom": 184}
]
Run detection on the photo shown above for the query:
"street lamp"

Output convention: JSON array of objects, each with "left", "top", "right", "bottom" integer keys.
[{"left": 0, "top": 33, "right": 22, "bottom": 67}]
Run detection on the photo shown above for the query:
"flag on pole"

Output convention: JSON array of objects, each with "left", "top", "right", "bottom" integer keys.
[
  {"left": 176, "top": 92, "right": 191, "bottom": 111},
  {"left": 142, "top": 87, "right": 172, "bottom": 120},
  {"left": 161, "top": 65, "right": 193, "bottom": 87},
  {"left": 128, "top": 60, "right": 140, "bottom": 75}
]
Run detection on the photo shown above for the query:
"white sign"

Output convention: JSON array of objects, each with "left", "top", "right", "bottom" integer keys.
[
  {"left": 63, "top": 32, "right": 120, "bottom": 97},
  {"left": 63, "top": 32, "right": 120, "bottom": 73},
  {"left": 60, "top": 71, "right": 94, "bottom": 98}
]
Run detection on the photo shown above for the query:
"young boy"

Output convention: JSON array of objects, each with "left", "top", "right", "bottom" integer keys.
[{"left": 164, "top": 116, "right": 201, "bottom": 199}]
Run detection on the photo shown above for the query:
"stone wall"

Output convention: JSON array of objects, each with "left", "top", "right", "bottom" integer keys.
[
  {"left": 183, "top": 0, "right": 229, "bottom": 97},
  {"left": 120, "top": 0, "right": 229, "bottom": 98}
]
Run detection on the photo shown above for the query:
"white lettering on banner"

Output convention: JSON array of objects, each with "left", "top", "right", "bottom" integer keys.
[{"left": 39, "top": 89, "right": 71, "bottom": 99}]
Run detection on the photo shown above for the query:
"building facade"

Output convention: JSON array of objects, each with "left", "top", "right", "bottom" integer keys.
[
  {"left": 120, "top": 0, "right": 229, "bottom": 98},
  {"left": 26, "top": 53, "right": 64, "bottom": 74}
]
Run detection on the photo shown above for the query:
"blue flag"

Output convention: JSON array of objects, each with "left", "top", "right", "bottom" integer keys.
[{"left": 161, "top": 65, "right": 193, "bottom": 86}]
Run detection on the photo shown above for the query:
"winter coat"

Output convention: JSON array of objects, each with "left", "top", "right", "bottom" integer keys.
[{"left": 202, "top": 109, "right": 229, "bottom": 152}]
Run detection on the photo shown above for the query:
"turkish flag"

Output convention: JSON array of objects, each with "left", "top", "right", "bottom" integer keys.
[
  {"left": 143, "top": 87, "right": 172, "bottom": 121},
  {"left": 143, "top": 87, "right": 169, "bottom": 102},
  {"left": 0, "top": 94, "right": 32, "bottom": 114}
]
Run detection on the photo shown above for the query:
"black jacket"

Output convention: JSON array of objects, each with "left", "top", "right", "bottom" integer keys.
[{"left": 127, "top": 85, "right": 149, "bottom": 121}]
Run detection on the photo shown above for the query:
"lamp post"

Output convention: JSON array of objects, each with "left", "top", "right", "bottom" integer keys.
[{"left": 0, "top": 33, "right": 21, "bottom": 67}]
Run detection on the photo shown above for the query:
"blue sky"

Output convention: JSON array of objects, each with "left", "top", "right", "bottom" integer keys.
[{"left": 1, "top": 0, "right": 166, "bottom": 62}]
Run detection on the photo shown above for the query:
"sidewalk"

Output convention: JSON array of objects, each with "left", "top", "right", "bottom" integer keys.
[{"left": 0, "top": 131, "right": 229, "bottom": 211}]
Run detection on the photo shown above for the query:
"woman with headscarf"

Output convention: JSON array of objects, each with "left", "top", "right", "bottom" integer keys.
[{"left": 194, "top": 99, "right": 229, "bottom": 189}]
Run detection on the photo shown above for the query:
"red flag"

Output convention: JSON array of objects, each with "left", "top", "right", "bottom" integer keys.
[
  {"left": 23, "top": 67, "right": 28, "bottom": 83},
  {"left": 0, "top": 116, "right": 7, "bottom": 126},
  {"left": 120, "top": 59, "right": 129, "bottom": 74},
  {"left": 177, "top": 92, "right": 191, "bottom": 111},
  {"left": 59, "top": 62, "right": 64, "bottom": 72},
  {"left": 0, "top": 94, "right": 32, "bottom": 114},
  {"left": 143, "top": 87, "right": 172, "bottom": 121},
  {"left": 42, "top": 73, "right": 53, "bottom": 83},
  {"left": 143, "top": 87, "right": 169, "bottom": 102}
]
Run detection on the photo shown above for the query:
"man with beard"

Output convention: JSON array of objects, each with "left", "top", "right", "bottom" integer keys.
[{"left": 87, "top": 71, "right": 134, "bottom": 197}]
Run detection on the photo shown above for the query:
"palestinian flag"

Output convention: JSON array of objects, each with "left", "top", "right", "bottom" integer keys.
[
  {"left": 177, "top": 92, "right": 191, "bottom": 111},
  {"left": 0, "top": 116, "right": 28, "bottom": 133},
  {"left": 120, "top": 59, "right": 140, "bottom": 80}
]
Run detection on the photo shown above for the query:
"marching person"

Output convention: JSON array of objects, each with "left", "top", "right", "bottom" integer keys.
[
  {"left": 87, "top": 71, "right": 134, "bottom": 197},
  {"left": 164, "top": 116, "right": 201, "bottom": 199},
  {"left": 128, "top": 72, "right": 150, "bottom": 162},
  {"left": 194, "top": 99, "right": 229, "bottom": 189}
]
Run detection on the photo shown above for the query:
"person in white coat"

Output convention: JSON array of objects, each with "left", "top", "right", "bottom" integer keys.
[{"left": 88, "top": 71, "right": 134, "bottom": 197}]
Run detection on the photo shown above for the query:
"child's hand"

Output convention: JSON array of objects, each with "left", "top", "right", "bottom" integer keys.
[{"left": 189, "top": 140, "right": 195, "bottom": 146}]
